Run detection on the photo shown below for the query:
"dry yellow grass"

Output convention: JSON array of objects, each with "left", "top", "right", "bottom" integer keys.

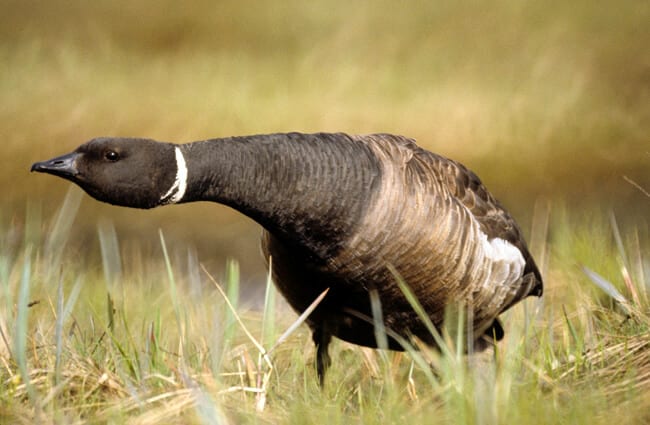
[{"left": 0, "top": 189, "right": 649, "bottom": 423}]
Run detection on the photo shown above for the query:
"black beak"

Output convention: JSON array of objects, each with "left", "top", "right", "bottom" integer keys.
[{"left": 31, "top": 152, "right": 81, "bottom": 178}]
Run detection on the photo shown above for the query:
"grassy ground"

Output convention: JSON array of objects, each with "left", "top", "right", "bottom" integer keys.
[
  {"left": 1, "top": 190, "right": 649, "bottom": 424},
  {"left": 1, "top": 0, "right": 649, "bottom": 423}
]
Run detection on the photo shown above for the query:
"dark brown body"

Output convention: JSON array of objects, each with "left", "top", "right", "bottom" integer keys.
[{"left": 260, "top": 135, "right": 541, "bottom": 353}]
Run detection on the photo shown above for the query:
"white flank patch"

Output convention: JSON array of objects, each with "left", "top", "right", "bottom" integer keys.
[
  {"left": 159, "top": 147, "right": 188, "bottom": 205},
  {"left": 480, "top": 231, "right": 526, "bottom": 284},
  {"left": 483, "top": 236, "right": 524, "bottom": 265}
]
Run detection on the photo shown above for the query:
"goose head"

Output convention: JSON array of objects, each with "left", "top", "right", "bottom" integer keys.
[{"left": 31, "top": 137, "right": 182, "bottom": 209}]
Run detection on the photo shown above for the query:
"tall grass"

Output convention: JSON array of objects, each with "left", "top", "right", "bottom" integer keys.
[{"left": 0, "top": 189, "right": 649, "bottom": 423}]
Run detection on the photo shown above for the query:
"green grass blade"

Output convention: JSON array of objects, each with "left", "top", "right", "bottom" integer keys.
[
  {"left": 106, "top": 291, "right": 115, "bottom": 332},
  {"left": 562, "top": 305, "right": 582, "bottom": 356},
  {"left": 260, "top": 257, "right": 277, "bottom": 348},
  {"left": 44, "top": 187, "right": 82, "bottom": 274},
  {"left": 389, "top": 264, "right": 452, "bottom": 359},
  {"left": 160, "top": 229, "right": 183, "bottom": 337},
  {"left": 369, "top": 288, "right": 389, "bottom": 351},
  {"left": 224, "top": 259, "right": 240, "bottom": 348},
  {"left": 14, "top": 246, "right": 36, "bottom": 402},
  {"left": 582, "top": 266, "right": 631, "bottom": 315},
  {"left": 98, "top": 221, "right": 122, "bottom": 290},
  {"left": 343, "top": 307, "right": 441, "bottom": 389},
  {"left": 54, "top": 277, "right": 64, "bottom": 385},
  {"left": 55, "top": 276, "right": 83, "bottom": 384},
  {"left": 23, "top": 201, "right": 42, "bottom": 252},
  {"left": 455, "top": 306, "right": 465, "bottom": 360}
]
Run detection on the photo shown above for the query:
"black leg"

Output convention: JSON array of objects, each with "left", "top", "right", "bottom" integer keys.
[{"left": 312, "top": 327, "right": 332, "bottom": 386}]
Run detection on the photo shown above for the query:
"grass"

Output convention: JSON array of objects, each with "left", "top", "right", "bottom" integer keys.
[{"left": 1, "top": 189, "right": 649, "bottom": 424}]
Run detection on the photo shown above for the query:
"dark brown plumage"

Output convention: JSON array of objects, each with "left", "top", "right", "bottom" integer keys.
[{"left": 31, "top": 132, "right": 543, "bottom": 383}]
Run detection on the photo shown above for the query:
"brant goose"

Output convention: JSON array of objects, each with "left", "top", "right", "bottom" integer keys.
[{"left": 32, "top": 132, "right": 543, "bottom": 382}]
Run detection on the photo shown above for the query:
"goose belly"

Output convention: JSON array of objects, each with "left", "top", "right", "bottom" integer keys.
[{"left": 261, "top": 217, "right": 526, "bottom": 349}]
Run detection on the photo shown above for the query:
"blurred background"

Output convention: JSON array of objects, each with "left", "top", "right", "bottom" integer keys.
[{"left": 2, "top": 0, "right": 648, "bottom": 297}]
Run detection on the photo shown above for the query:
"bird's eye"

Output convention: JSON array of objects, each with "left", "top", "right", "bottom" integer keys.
[{"left": 104, "top": 151, "right": 120, "bottom": 162}]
